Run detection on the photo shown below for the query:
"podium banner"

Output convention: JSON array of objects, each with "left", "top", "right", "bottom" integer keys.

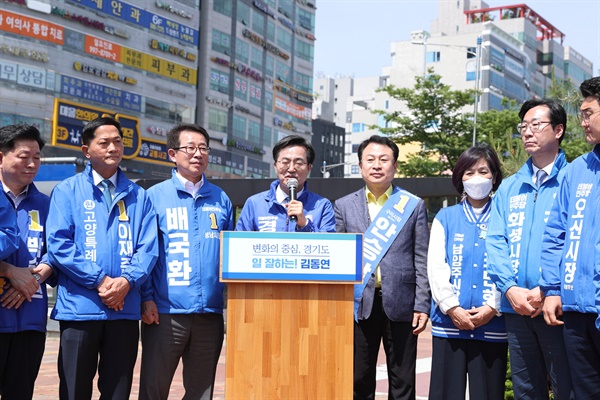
[{"left": 220, "top": 231, "right": 362, "bottom": 282}]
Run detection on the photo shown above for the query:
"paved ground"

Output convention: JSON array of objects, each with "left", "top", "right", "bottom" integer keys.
[{"left": 34, "top": 326, "right": 433, "bottom": 399}]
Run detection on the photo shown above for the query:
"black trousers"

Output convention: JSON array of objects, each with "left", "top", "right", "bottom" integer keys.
[
  {"left": 58, "top": 320, "right": 139, "bottom": 400},
  {"left": 354, "top": 290, "right": 418, "bottom": 400},
  {"left": 0, "top": 330, "right": 45, "bottom": 400},
  {"left": 428, "top": 336, "right": 507, "bottom": 400}
]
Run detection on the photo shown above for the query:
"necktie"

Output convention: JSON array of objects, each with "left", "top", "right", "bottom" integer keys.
[
  {"left": 536, "top": 169, "right": 547, "bottom": 189},
  {"left": 100, "top": 179, "right": 112, "bottom": 210}
]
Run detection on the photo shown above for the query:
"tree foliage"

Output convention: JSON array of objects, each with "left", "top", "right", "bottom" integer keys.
[
  {"left": 477, "top": 99, "right": 526, "bottom": 176},
  {"left": 373, "top": 70, "right": 475, "bottom": 176},
  {"left": 545, "top": 74, "right": 592, "bottom": 161}
]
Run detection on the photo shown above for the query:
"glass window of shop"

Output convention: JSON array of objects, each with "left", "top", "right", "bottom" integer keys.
[
  {"left": 276, "top": 27, "right": 292, "bottom": 52},
  {"left": 295, "top": 38, "right": 314, "bottom": 63},
  {"left": 234, "top": 77, "right": 248, "bottom": 101},
  {"left": 251, "top": 46, "right": 263, "bottom": 70},
  {"left": 212, "top": 30, "right": 231, "bottom": 55},
  {"left": 214, "top": 0, "right": 232, "bottom": 16},
  {"left": 209, "top": 108, "right": 228, "bottom": 133},
  {"left": 235, "top": 40, "right": 249, "bottom": 64},
  {"left": 252, "top": 10, "right": 265, "bottom": 36},
  {"left": 237, "top": 1, "right": 251, "bottom": 24},
  {"left": 210, "top": 69, "right": 230, "bottom": 94},
  {"left": 233, "top": 115, "right": 247, "bottom": 138}
]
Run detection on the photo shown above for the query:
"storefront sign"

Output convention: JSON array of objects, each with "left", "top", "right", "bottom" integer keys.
[
  {"left": 242, "top": 28, "right": 290, "bottom": 60},
  {"left": 61, "top": 75, "right": 142, "bottom": 112},
  {"left": 74, "top": 61, "right": 137, "bottom": 85},
  {"left": 150, "top": 39, "right": 196, "bottom": 62},
  {"left": 53, "top": 98, "right": 141, "bottom": 160},
  {"left": 0, "top": 9, "right": 64, "bottom": 45},
  {"left": 0, "top": 42, "right": 48, "bottom": 62}
]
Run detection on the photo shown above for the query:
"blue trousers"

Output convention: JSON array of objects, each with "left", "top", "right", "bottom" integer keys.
[
  {"left": 562, "top": 312, "right": 600, "bottom": 400},
  {"left": 505, "top": 314, "right": 573, "bottom": 400}
]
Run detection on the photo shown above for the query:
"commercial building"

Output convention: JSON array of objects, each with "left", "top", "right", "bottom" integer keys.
[
  {"left": 314, "top": 0, "right": 593, "bottom": 177},
  {"left": 0, "top": 0, "right": 316, "bottom": 180}
]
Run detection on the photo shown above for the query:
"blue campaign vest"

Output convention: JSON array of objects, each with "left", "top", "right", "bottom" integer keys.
[{"left": 354, "top": 189, "right": 420, "bottom": 320}]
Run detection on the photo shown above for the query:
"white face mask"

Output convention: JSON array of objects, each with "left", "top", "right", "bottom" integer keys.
[{"left": 463, "top": 175, "right": 493, "bottom": 200}]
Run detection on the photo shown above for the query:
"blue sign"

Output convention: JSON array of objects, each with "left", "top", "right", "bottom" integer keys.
[
  {"left": 61, "top": 75, "right": 142, "bottom": 112},
  {"left": 221, "top": 232, "right": 362, "bottom": 282},
  {"left": 71, "top": 0, "right": 198, "bottom": 45}
]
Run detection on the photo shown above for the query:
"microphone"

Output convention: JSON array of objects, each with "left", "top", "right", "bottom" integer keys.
[{"left": 286, "top": 178, "right": 298, "bottom": 222}]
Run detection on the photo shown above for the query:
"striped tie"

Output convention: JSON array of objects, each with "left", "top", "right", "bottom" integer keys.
[{"left": 100, "top": 179, "right": 112, "bottom": 210}]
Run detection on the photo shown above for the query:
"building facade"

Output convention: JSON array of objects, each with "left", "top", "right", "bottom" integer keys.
[
  {"left": 314, "top": 0, "right": 593, "bottom": 177},
  {"left": 0, "top": 0, "right": 316, "bottom": 180}
]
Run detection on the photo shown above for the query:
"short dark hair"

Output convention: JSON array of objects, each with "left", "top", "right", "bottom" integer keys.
[
  {"left": 518, "top": 98, "right": 567, "bottom": 144},
  {"left": 272, "top": 135, "right": 315, "bottom": 165},
  {"left": 452, "top": 143, "right": 503, "bottom": 194},
  {"left": 357, "top": 135, "right": 399, "bottom": 163},
  {"left": 580, "top": 77, "right": 600, "bottom": 104},
  {"left": 82, "top": 117, "right": 123, "bottom": 146},
  {"left": 0, "top": 124, "right": 45, "bottom": 153},
  {"left": 167, "top": 124, "right": 210, "bottom": 150}
]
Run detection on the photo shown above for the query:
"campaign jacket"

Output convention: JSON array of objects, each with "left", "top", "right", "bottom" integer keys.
[
  {"left": 235, "top": 180, "right": 336, "bottom": 232},
  {"left": 429, "top": 201, "right": 506, "bottom": 342},
  {"left": 0, "top": 191, "right": 18, "bottom": 260},
  {"left": 540, "top": 146, "right": 600, "bottom": 313},
  {"left": 487, "top": 151, "right": 568, "bottom": 313},
  {"left": 142, "top": 171, "right": 233, "bottom": 314},
  {"left": 0, "top": 183, "right": 51, "bottom": 333},
  {"left": 47, "top": 164, "right": 158, "bottom": 321}
]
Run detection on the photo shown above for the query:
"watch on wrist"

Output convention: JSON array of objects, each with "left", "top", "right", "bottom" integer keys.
[{"left": 33, "top": 273, "right": 41, "bottom": 282}]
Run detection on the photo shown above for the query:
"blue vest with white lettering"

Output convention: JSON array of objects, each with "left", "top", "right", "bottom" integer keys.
[{"left": 430, "top": 201, "right": 506, "bottom": 342}]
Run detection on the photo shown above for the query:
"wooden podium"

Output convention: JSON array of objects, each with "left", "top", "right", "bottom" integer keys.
[{"left": 220, "top": 232, "right": 362, "bottom": 400}]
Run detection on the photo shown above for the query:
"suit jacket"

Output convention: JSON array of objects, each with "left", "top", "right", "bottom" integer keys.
[{"left": 334, "top": 186, "right": 431, "bottom": 322}]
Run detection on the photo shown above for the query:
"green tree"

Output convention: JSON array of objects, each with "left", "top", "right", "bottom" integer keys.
[
  {"left": 374, "top": 69, "right": 475, "bottom": 176},
  {"left": 477, "top": 99, "right": 526, "bottom": 176},
  {"left": 545, "top": 74, "right": 592, "bottom": 161}
]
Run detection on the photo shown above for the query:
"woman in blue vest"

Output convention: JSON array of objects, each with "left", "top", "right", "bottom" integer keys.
[{"left": 427, "top": 144, "right": 507, "bottom": 400}]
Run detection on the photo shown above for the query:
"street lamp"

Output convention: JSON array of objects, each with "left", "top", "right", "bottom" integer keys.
[
  {"left": 320, "top": 161, "right": 357, "bottom": 178},
  {"left": 411, "top": 36, "right": 483, "bottom": 146}
]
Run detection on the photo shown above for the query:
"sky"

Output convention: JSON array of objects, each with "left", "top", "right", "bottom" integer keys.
[{"left": 313, "top": 0, "right": 600, "bottom": 79}]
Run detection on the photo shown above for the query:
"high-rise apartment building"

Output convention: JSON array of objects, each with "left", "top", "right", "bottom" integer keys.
[
  {"left": 314, "top": 0, "right": 593, "bottom": 177},
  {"left": 0, "top": 0, "right": 316, "bottom": 180}
]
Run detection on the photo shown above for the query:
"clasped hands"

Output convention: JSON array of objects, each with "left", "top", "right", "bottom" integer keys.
[{"left": 97, "top": 276, "right": 130, "bottom": 311}]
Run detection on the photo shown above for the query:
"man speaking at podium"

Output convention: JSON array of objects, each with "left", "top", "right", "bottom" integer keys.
[
  {"left": 334, "top": 135, "right": 430, "bottom": 400},
  {"left": 236, "top": 135, "right": 335, "bottom": 233}
]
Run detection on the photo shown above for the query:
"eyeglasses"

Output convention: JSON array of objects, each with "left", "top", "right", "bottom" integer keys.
[
  {"left": 174, "top": 145, "right": 211, "bottom": 155},
  {"left": 276, "top": 159, "right": 307, "bottom": 169},
  {"left": 516, "top": 121, "right": 552, "bottom": 134},
  {"left": 577, "top": 110, "right": 600, "bottom": 125}
]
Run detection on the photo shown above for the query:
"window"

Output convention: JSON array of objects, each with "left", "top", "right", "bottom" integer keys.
[
  {"left": 235, "top": 40, "right": 249, "bottom": 64},
  {"left": 237, "top": 1, "right": 250, "bottom": 24},
  {"left": 210, "top": 69, "right": 229, "bottom": 94},
  {"left": 249, "top": 83, "right": 262, "bottom": 107},
  {"left": 296, "top": 8, "right": 314, "bottom": 32},
  {"left": 252, "top": 10, "right": 265, "bottom": 35},
  {"left": 248, "top": 120, "right": 261, "bottom": 143},
  {"left": 212, "top": 30, "right": 230, "bottom": 55},
  {"left": 265, "top": 90, "right": 273, "bottom": 111},
  {"left": 426, "top": 51, "right": 440, "bottom": 63},
  {"left": 352, "top": 144, "right": 359, "bottom": 153},
  {"left": 293, "top": 71, "right": 312, "bottom": 93},
  {"left": 295, "top": 38, "right": 314, "bottom": 63},
  {"left": 263, "top": 126, "right": 272, "bottom": 146},
  {"left": 352, "top": 123, "right": 365, "bottom": 132},
  {"left": 266, "top": 20, "right": 275, "bottom": 42},
  {"left": 467, "top": 47, "right": 476, "bottom": 59},
  {"left": 209, "top": 109, "right": 228, "bottom": 133},
  {"left": 276, "top": 27, "right": 292, "bottom": 52},
  {"left": 276, "top": 61, "right": 290, "bottom": 84},
  {"left": 232, "top": 115, "right": 247, "bottom": 138},
  {"left": 278, "top": 1, "right": 293, "bottom": 18},
  {"left": 251, "top": 46, "right": 263, "bottom": 70},
  {"left": 351, "top": 165, "right": 359, "bottom": 174},
  {"left": 213, "top": 0, "right": 232, "bottom": 16},
  {"left": 265, "top": 55, "right": 274, "bottom": 77},
  {"left": 234, "top": 77, "right": 248, "bottom": 101}
]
